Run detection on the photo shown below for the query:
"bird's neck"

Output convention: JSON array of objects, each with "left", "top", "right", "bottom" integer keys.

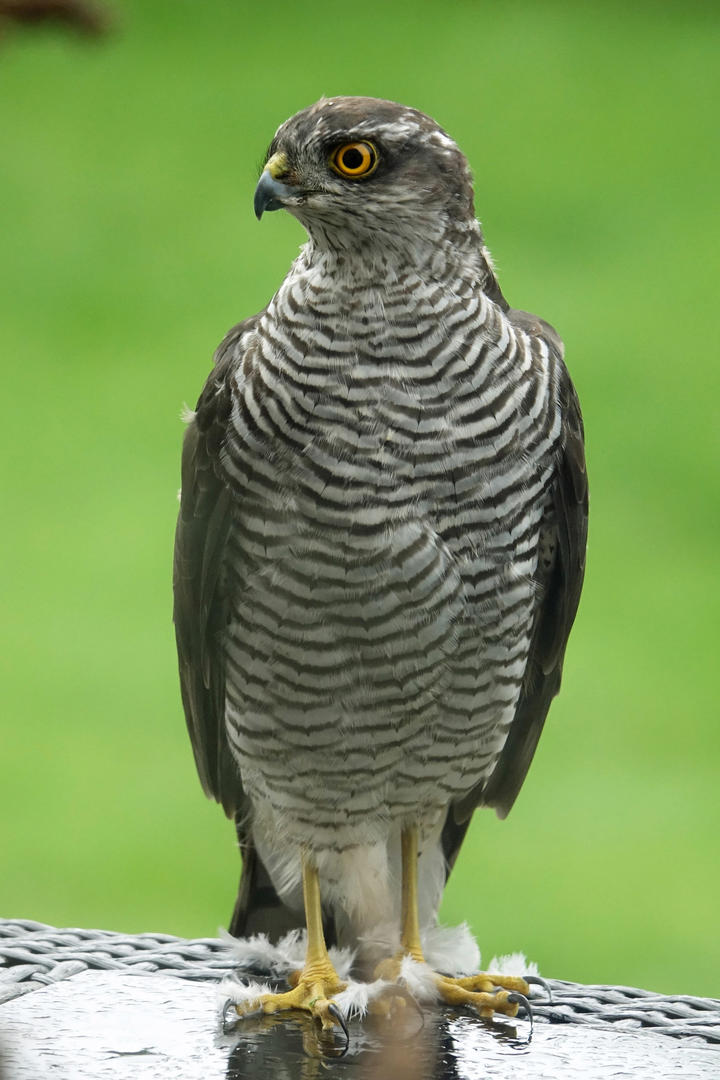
[
  {"left": 267, "top": 227, "right": 507, "bottom": 369},
  {"left": 299, "top": 216, "right": 490, "bottom": 290}
]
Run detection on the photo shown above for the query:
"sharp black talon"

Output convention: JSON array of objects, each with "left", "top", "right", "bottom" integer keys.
[
  {"left": 326, "top": 1002, "right": 350, "bottom": 1055},
  {"left": 525, "top": 974, "right": 553, "bottom": 1004},
  {"left": 507, "top": 992, "right": 533, "bottom": 1040},
  {"left": 221, "top": 998, "right": 239, "bottom": 1034}
]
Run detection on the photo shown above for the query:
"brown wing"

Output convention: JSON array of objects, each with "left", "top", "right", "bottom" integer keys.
[
  {"left": 443, "top": 336, "right": 588, "bottom": 866},
  {"left": 172, "top": 321, "right": 252, "bottom": 819}
]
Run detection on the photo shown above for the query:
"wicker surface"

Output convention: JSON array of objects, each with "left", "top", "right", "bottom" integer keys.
[{"left": 1, "top": 917, "right": 719, "bottom": 1044}]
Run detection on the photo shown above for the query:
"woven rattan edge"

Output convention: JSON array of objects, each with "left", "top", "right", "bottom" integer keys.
[{"left": 2, "top": 918, "right": 718, "bottom": 1043}]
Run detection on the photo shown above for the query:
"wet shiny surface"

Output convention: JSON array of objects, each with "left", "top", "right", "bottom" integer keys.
[{"left": 1, "top": 972, "right": 718, "bottom": 1079}]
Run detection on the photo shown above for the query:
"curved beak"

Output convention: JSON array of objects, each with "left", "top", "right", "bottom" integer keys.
[
  {"left": 254, "top": 151, "right": 296, "bottom": 220},
  {"left": 254, "top": 170, "right": 295, "bottom": 219}
]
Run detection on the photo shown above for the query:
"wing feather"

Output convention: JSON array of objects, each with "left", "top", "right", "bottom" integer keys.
[
  {"left": 481, "top": 369, "right": 588, "bottom": 818},
  {"left": 173, "top": 321, "right": 253, "bottom": 819},
  {"left": 443, "top": 324, "right": 588, "bottom": 866}
]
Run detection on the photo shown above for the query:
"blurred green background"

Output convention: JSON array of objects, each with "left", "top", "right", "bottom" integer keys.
[{"left": 2, "top": 0, "right": 718, "bottom": 999}]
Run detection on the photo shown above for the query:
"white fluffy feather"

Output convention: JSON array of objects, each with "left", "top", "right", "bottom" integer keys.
[
  {"left": 421, "top": 921, "right": 480, "bottom": 976},
  {"left": 397, "top": 955, "right": 440, "bottom": 1003},
  {"left": 333, "top": 978, "right": 390, "bottom": 1019},
  {"left": 218, "top": 978, "right": 271, "bottom": 1011},
  {"left": 221, "top": 928, "right": 355, "bottom": 981},
  {"left": 488, "top": 951, "right": 539, "bottom": 977}
]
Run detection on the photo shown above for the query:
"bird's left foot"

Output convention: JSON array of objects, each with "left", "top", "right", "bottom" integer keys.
[
  {"left": 375, "top": 953, "right": 533, "bottom": 1021},
  {"left": 435, "top": 972, "right": 532, "bottom": 1020}
]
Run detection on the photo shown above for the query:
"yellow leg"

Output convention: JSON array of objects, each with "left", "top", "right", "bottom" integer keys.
[
  {"left": 292, "top": 855, "right": 340, "bottom": 989},
  {"left": 399, "top": 826, "right": 425, "bottom": 962},
  {"left": 379, "top": 825, "right": 531, "bottom": 1020},
  {"left": 233, "top": 853, "right": 347, "bottom": 1031},
  {"left": 374, "top": 826, "right": 424, "bottom": 981}
]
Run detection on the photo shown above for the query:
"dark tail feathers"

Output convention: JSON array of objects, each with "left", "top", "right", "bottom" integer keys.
[{"left": 229, "top": 835, "right": 336, "bottom": 945}]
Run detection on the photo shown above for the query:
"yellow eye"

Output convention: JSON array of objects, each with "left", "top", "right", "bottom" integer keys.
[{"left": 330, "top": 141, "right": 378, "bottom": 179}]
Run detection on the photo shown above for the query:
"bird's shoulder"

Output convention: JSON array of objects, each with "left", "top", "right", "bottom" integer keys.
[
  {"left": 506, "top": 306, "right": 565, "bottom": 361},
  {"left": 478, "top": 256, "right": 564, "bottom": 362},
  {"left": 191, "top": 315, "right": 259, "bottom": 445}
]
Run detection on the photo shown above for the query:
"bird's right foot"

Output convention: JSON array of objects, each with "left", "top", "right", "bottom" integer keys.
[{"left": 231, "top": 957, "right": 348, "bottom": 1035}]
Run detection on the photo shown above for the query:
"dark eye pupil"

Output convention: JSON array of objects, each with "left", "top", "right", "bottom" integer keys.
[{"left": 342, "top": 147, "right": 364, "bottom": 170}]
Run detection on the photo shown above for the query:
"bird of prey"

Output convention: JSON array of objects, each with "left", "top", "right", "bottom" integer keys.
[{"left": 174, "top": 96, "right": 588, "bottom": 1032}]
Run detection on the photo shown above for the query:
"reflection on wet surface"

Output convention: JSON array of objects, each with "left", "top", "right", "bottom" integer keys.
[
  {"left": 222, "top": 1006, "right": 531, "bottom": 1080},
  {"left": 2, "top": 970, "right": 718, "bottom": 1079}
]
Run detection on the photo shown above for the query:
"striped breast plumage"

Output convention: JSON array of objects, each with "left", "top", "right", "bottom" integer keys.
[{"left": 217, "top": 251, "right": 563, "bottom": 847}]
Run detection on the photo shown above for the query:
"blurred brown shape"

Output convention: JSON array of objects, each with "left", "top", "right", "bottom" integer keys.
[
  {"left": 0, "top": 0, "right": 111, "bottom": 36},
  {"left": 358, "top": 1008, "right": 433, "bottom": 1080}
]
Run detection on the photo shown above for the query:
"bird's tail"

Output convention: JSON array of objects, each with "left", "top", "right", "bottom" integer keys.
[{"left": 229, "top": 839, "right": 305, "bottom": 940}]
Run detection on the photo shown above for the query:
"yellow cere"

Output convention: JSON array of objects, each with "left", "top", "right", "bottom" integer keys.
[{"left": 266, "top": 152, "right": 290, "bottom": 179}]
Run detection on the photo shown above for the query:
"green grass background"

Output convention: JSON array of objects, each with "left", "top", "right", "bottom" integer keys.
[{"left": 1, "top": 0, "right": 718, "bottom": 998}]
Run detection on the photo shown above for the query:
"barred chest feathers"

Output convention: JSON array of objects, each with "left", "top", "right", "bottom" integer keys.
[{"left": 218, "top": 245, "right": 563, "bottom": 848}]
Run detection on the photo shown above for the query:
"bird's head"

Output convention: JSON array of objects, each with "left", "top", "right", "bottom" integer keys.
[{"left": 254, "top": 97, "right": 481, "bottom": 266}]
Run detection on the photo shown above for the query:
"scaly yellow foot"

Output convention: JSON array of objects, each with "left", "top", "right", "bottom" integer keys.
[
  {"left": 375, "top": 953, "right": 531, "bottom": 1020},
  {"left": 436, "top": 971, "right": 531, "bottom": 1019},
  {"left": 232, "top": 855, "right": 348, "bottom": 1036},
  {"left": 385, "top": 826, "right": 535, "bottom": 1023},
  {"left": 233, "top": 955, "right": 347, "bottom": 1031}
]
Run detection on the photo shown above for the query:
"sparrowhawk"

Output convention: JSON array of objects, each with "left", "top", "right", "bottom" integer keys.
[{"left": 173, "top": 96, "right": 588, "bottom": 1031}]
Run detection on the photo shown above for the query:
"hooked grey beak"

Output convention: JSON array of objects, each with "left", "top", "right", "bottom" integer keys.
[{"left": 254, "top": 169, "right": 296, "bottom": 220}]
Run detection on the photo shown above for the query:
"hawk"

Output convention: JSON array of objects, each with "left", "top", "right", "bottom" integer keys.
[{"left": 174, "top": 97, "right": 587, "bottom": 1031}]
